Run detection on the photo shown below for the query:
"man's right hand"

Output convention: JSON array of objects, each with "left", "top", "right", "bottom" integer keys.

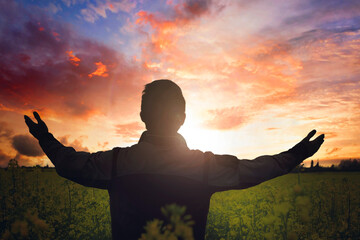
[
  {"left": 288, "top": 130, "right": 325, "bottom": 161},
  {"left": 24, "top": 111, "right": 49, "bottom": 140}
]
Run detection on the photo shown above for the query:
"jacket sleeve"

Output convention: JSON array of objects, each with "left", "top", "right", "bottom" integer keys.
[
  {"left": 206, "top": 150, "right": 303, "bottom": 191},
  {"left": 38, "top": 132, "right": 114, "bottom": 189}
]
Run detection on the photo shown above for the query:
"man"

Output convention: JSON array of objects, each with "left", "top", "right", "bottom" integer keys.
[{"left": 25, "top": 79, "right": 325, "bottom": 240}]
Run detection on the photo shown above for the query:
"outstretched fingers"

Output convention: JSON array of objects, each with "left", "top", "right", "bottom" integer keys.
[
  {"left": 33, "top": 111, "right": 43, "bottom": 123},
  {"left": 24, "top": 111, "right": 49, "bottom": 139},
  {"left": 303, "top": 129, "right": 316, "bottom": 142},
  {"left": 312, "top": 134, "right": 325, "bottom": 145},
  {"left": 24, "top": 115, "right": 36, "bottom": 128}
]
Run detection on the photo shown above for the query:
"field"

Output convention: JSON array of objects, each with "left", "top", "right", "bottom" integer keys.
[{"left": 1, "top": 168, "right": 359, "bottom": 239}]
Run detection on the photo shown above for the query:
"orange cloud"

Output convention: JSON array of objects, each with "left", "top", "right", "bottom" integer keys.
[
  {"left": 59, "top": 135, "right": 89, "bottom": 152},
  {"left": 98, "top": 141, "right": 109, "bottom": 149},
  {"left": 114, "top": 122, "right": 144, "bottom": 142},
  {"left": 266, "top": 128, "right": 279, "bottom": 131},
  {"left": 88, "top": 61, "right": 109, "bottom": 78},
  {"left": 205, "top": 106, "right": 248, "bottom": 130},
  {"left": 66, "top": 50, "right": 81, "bottom": 66},
  {"left": 135, "top": 1, "right": 219, "bottom": 54},
  {"left": 145, "top": 61, "right": 161, "bottom": 69},
  {"left": 0, "top": 148, "right": 12, "bottom": 167},
  {"left": 326, "top": 147, "right": 341, "bottom": 155},
  {"left": 136, "top": 10, "right": 176, "bottom": 52},
  {"left": 318, "top": 131, "right": 338, "bottom": 139}
]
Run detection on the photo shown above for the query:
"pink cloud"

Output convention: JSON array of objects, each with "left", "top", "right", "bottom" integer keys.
[
  {"left": 205, "top": 106, "right": 248, "bottom": 130},
  {"left": 135, "top": 0, "right": 223, "bottom": 54},
  {"left": 114, "top": 121, "right": 144, "bottom": 141}
]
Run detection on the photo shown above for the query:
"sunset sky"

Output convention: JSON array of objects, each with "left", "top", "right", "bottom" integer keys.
[{"left": 0, "top": 0, "right": 359, "bottom": 167}]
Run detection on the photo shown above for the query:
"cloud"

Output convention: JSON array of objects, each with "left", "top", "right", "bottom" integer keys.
[
  {"left": 0, "top": 123, "right": 44, "bottom": 167},
  {"left": 16, "top": 153, "right": 44, "bottom": 167},
  {"left": 0, "top": 121, "right": 14, "bottom": 139},
  {"left": 284, "top": 0, "right": 360, "bottom": 28},
  {"left": 62, "top": 0, "right": 80, "bottom": 8},
  {"left": 44, "top": 3, "right": 62, "bottom": 14},
  {"left": 0, "top": 148, "right": 12, "bottom": 167},
  {"left": 97, "top": 141, "right": 109, "bottom": 149},
  {"left": 0, "top": 0, "right": 145, "bottom": 120},
  {"left": 11, "top": 135, "right": 44, "bottom": 157},
  {"left": 318, "top": 131, "right": 338, "bottom": 139},
  {"left": 130, "top": 0, "right": 360, "bottom": 147},
  {"left": 81, "top": 0, "right": 136, "bottom": 23},
  {"left": 139, "top": 0, "right": 220, "bottom": 25},
  {"left": 66, "top": 50, "right": 81, "bottom": 66},
  {"left": 266, "top": 127, "right": 279, "bottom": 131},
  {"left": 326, "top": 147, "right": 341, "bottom": 155},
  {"left": 58, "top": 135, "right": 89, "bottom": 152},
  {"left": 88, "top": 61, "right": 109, "bottom": 78},
  {"left": 1, "top": 0, "right": 359, "bottom": 163},
  {"left": 204, "top": 106, "right": 248, "bottom": 130},
  {"left": 135, "top": 0, "right": 222, "bottom": 53},
  {"left": 114, "top": 121, "right": 144, "bottom": 141}
]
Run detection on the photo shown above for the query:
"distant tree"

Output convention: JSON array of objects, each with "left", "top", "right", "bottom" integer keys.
[
  {"left": 351, "top": 159, "right": 359, "bottom": 169},
  {"left": 310, "top": 160, "right": 314, "bottom": 168},
  {"left": 315, "top": 160, "right": 319, "bottom": 168},
  {"left": 8, "top": 158, "right": 19, "bottom": 169},
  {"left": 339, "top": 159, "right": 360, "bottom": 171}
]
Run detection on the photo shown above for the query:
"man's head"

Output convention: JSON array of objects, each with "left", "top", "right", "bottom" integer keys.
[{"left": 141, "top": 79, "right": 186, "bottom": 135}]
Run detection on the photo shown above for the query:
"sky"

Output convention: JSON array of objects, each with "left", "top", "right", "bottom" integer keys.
[{"left": 0, "top": 0, "right": 359, "bottom": 167}]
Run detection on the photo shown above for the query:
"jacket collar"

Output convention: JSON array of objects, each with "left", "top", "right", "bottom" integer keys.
[{"left": 138, "top": 131, "right": 188, "bottom": 148}]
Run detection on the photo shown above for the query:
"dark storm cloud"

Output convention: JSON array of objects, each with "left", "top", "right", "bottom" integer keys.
[{"left": 11, "top": 134, "right": 44, "bottom": 157}]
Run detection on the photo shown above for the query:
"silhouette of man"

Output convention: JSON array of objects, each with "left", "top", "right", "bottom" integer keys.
[{"left": 25, "top": 79, "right": 325, "bottom": 240}]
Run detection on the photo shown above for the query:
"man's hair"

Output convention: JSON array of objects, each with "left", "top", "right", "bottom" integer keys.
[{"left": 141, "top": 79, "right": 185, "bottom": 131}]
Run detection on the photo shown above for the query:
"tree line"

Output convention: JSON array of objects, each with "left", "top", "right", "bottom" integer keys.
[{"left": 3, "top": 158, "right": 360, "bottom": 172}]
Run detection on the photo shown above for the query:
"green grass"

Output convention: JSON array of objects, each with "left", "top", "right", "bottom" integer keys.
[
  {"left": 207, "top": 172, "right": 360, "bottom": 239},
  {"left": 1, "top": 168, "right": 359, "bottom": 239}
]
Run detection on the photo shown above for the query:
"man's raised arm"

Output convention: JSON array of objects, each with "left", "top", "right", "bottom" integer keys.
[
  {"left": 205, "top": 130, "right": 325, "bottom": 190},
  {"left": 24, "top": 111, "right": 114, "bottom": 189}
]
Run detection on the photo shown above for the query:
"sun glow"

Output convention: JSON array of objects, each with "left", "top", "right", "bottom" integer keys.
[{"left": 179, "top": 115, "right": 229, "bottom": 154}]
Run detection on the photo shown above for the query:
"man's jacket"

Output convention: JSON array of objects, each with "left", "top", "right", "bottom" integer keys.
[{"left": 38, "top": 131, "right": 302, "bottom": 239}]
